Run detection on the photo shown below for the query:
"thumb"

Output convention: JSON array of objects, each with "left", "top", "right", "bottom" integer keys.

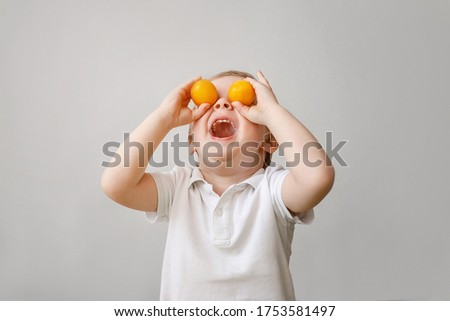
[
  {"left": 191, "top": 103, "right": 211, "bottom": 121},
  {"left": 232, "top": 101, "right": 250, "bottom": 119}
]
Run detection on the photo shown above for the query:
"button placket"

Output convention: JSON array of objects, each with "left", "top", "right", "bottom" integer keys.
[
  {"left": 211, "top": 188, "right": 239, "bottom": 247},
  {"left": 213, "top": 207, "right": 229, "bottom": 246}
]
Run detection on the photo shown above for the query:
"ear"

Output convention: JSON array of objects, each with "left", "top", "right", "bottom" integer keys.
[
  {"left": 188, "top": 132, "right": 197, "bottom": 155},
  {"left": 188, "top": 122, "right": 196, "bottom": 155},
  {"left": 262, "top": 132, "right": 278, "bottom": 154}
]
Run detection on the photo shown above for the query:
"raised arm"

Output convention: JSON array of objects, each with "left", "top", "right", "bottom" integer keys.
[
  {"left": 101, "top": 77, "right": 211, "bottom": 212},
  {"left": 232, "top": 71, "right": 335, "bottom": 215}
]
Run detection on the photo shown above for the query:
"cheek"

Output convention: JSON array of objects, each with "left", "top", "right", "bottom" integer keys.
[
  {"left": 192, "top": 109, "right": 212, "bottom": 134},
  {"left": 240, "top": 123, "right": 267, "bottom": 140},
  {"left": 191, "top": 125, "right": 200, "bottom": 141},
  {"left": 192, "top": 120, "right": 208, "bottom": 140}
]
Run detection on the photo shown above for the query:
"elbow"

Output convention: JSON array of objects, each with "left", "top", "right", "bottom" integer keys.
[
  {"left": 101, "top": 170, "right": 126, "bottom": 202},
  {"left": 305, "top": 164, "right": 335, "bottom": 202},
  {"left": 314, "top": 164, "right": 335, "bottom": 199},
  {"left": 322, "top": 164, "right": 335, "bottom": 190}
]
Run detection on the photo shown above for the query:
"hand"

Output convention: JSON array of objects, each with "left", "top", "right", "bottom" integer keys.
[
  {"left": 231, "top": 71, "right": 279, "bottom": 126},
  {"left": 157, "top": 77, "right": 211, "bottom": 128}
]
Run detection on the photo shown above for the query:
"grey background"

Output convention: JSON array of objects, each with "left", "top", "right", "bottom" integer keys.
[{"left": 1, "top": 0, "right": 449, "bottom": 300}]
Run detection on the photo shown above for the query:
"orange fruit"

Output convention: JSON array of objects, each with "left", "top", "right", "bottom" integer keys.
[
  {"left": 190, "top": 79, "right": 218, "bottom": 106},
  {"left": 228, "top": 80, "right": 256, "bottom": 105}
]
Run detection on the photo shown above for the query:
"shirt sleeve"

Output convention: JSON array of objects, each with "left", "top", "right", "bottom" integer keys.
[
  {"left": 270, "top": 166, "right": 315, "bottom": 225},
  {"left": 145, "top": 167, "right": 178, "bottom": 223}
]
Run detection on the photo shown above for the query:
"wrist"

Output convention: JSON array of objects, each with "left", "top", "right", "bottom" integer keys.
[
  {"left": 151, "top": 109, "right": 176, "bottom": 131},
  {"left": 262, "top": 102, "right": 286, "bottom": 126}
]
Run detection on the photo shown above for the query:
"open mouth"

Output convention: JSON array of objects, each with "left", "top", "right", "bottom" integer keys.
[{"left": 210, "top": 119, "right": 236, "bottom": 139}]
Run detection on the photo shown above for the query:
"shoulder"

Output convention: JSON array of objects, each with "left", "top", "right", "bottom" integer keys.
[
  {"left": 151, "top": 165, "right": 194, "bottom": 180},
  {"left": 149, "top": 166, "right": 196, "bottom": 192},
  {"left": 262, "top": 164, "right": 288, "bottom": 183}
]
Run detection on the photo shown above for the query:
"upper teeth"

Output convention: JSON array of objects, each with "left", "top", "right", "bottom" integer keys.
[{"left": 212, "top": 119, "right": 235, "bottom": 129}]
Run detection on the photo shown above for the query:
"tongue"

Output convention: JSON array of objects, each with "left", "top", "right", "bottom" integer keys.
[{"left": 213, "top": 122, "right": 236, "bottom": 138}]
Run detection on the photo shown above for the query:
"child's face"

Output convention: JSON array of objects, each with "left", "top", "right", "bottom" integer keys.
[{"left": 191, "top": 76, "right": 269, "bottom": 167}]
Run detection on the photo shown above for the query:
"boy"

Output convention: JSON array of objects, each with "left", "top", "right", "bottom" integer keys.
[{"left": 101, "top": 70, "right": 334, "bottom": 300}]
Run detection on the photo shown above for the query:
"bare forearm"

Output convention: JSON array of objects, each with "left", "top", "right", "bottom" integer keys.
[
  {"left": 101, "top": 76, "right": 210, "bottom": 210},
  {"left": 102, "top": 110, "right": 172, "bottom": 190},
  {"left": 233, "top": 71, "right": 334, "bottom": 212},
  {"left": 264, "top": 103, "right": 332, "bottom": 181}
]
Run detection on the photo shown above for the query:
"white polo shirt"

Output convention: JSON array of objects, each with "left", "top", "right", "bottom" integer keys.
[{"left": 146, "top": 165, "right": 314, "bottom": 300}]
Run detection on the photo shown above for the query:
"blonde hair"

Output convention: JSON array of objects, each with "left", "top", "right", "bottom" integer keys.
[
  {"left": 188, "top": 70, "right": 274, "bottom": 168},
  {"left": 210, "top": 70, "right": 256, "bottom": 80}
]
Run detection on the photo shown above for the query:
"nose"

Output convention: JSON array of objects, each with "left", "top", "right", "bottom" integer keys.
[{"left": 213, "top": 97, "right": 233, "bottom": 110}]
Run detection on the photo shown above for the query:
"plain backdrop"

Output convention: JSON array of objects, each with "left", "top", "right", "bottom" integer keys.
[{"left": 1, "top": 0, "right": 449, "bottom": 300}]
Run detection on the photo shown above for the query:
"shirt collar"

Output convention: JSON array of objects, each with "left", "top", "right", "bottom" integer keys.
[{"left": 188, "top": 167, "right": 265, "bottom": 190}]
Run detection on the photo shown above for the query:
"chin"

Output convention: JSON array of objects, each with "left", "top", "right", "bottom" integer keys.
[{"left": 197, "top": 148, "right": 241, "bottom": 168}]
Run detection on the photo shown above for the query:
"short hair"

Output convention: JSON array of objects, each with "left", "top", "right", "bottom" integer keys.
[
  {"left": 188, "top": 70, "right": 273, "bottom": 168},
  {"left": 210, "top": 70, "right": 256, "bottom": 80}
]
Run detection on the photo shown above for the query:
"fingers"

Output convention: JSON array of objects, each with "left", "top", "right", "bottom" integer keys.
[
  {"left": 191, "top": 103, "right": 211, "bottom": 121},
  {"left": 256, "top": 70, "right": 272, "bottom": 88},
  {"left": 244, "top": 77, "right": 261, "bottom": 93},
  {"left": 244, "top": 74, "right": 270, "bottom": 98},
  {"left": 177, "top": 76, "right": 202, "bottom": 98},
  {"left": 244, "top": 71, "right": 272, "bottom": 90},
  {"left": 231, "top": 101, "right": 250, "bottom": 119},
  {"left": 242, "top": 72, "right": 278, "bottom": 108},
  {"left": 179, "top": 76, "right": 201, "bottom": 89},
  {"left": 245, "top": 76, "right": 268, "bottom": 92}
]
